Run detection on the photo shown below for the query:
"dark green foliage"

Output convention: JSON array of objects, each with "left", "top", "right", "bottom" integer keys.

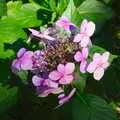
[{"left": 0, "top": 0, "right": 120, "bottom": 119}]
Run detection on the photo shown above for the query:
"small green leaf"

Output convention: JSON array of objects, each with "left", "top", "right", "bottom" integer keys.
[{"left": 72, "top": 94, "right": 117, "bottom": 120}]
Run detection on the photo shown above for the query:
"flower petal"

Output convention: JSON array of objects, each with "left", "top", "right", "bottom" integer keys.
[
  {"left": 59, "top": 75, "right": 73, "bottom": 84},
  {"left": 49, "top": 71, "right": 61, "bottom": 81},
  {"left": 87, "top": 61, "right": 97, "bottom": 73},
  {"left": 102, "top": 52, "right": 110, "bottom": 62},
  {"left": 32, "top": 76, "right": 43, "bottom": 86},
  {"left": 80, "top": 19, "right": 88, "bottom": 33},
  {"left": 12, "top": 59, "right": 21, "bottom": 71},
  {"left": 74, "top": 51, "right": 83, "bottom": 62},
  {"left": 58, "top": 88, "right": 76, "bottom": 106},
  {"left": 65, "top": 62, "right": 75, "bottom": 74},
  {"left": 47, "top": 79, "right": 58, "bottom": 88},
  {"left": 86, "top": 21, "right": 95, "bottom": 36},
  {"left": 82, "top": 48, "right": 88, "bottom": 58},
  {"left": 80, "top": 60, "right": 87, "bottom": 73},
  {"left": 57, "top": 64, "right": 65, "bottom": 74},
  {"left": 21, "top": 59, "right": 33, "bottom": 70},
  {"left": 93, "top": 67, "right": 104, "bottom": 80},
  {"left": 73, "top": 34, "right": 82, "bottom": 43},
  {"left": 17, "top": 48, "right": 26, "bottom": 58},
  {"left": 93, "top": 53, "right": 101, "bottom": 62},
  {"left": 80, "top": 36, "right": 90, "bottom": 47}
]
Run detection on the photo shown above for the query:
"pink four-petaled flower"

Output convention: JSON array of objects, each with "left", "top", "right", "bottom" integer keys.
[
  {"left": 74, "top": 19, "right": 95, "bottom": 47},
  {"left": 56, "top": 16, "right": 76, "bottom": 31},
  {"left": 74, "top": 48, "right": 88, "bottom": 73},
  {"left": 12, "top": 48, "right": 33, "bottom": 72},
  {"left": 87, "top": 52, "right": 110, "bottom": 80},
  {"left": 49, "top": 63, "right": 75, "bottom": 85}
]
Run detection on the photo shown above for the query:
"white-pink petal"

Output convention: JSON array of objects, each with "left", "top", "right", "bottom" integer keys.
[
  {"left": 86, "top": 21, "right": 95, "bottom": 36},
  {"left": 102, "top": 52, "right": 110, "bottom": 62},
  {"left": 93, "top": 53, "right": 101, "bottom": 62},
  {"left": 93, "top": 67, "right": 104, "bottom": 80},
  {"left": 74, "top": 34, "right": 82, "bottom": 43},
  {"left": 57, "top": 64, "right": 65, "bottom": 74},
  {"left": 74, "top": 51, "right": 82, "bottom": 62},
  {"left": 49, "top": 71, "right": 61, "bottom": 81},
  {"left": 80, "top": 60, "right": 87, "bottom": 73},
  {"left": 80, "top": 19, "right": 88, "bottom": 33},
  {"left": 65, "top": 63, "right": 75, "bottom": 75},
  {"left": 80, "top": 36, "right": 90, "bottom": 47},
  {"left": 32, "top": 76, "right": 42, "bottom": 86},
  {"left": 87, "top": 61, "right": 97, "bottom": 73},
  {"left": 82, "top": 48, "right": 88, "bottom": 59},
  {"left": 59, "top": 75, "right": 73, "bottom": 84}
]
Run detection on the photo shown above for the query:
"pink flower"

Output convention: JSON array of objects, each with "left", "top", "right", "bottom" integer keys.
[
  {"left": 56, "top": 16, "right": 76, "bottom": 31},
  {"left": 12, "top": 48, "right": 33, "bottom": 72},
  {"left": 29, "top": 29, "right": 55, "bottom": 41},
  {"left": 87, "top": 52, "right": 110, "bottom": 80},
  {"left": 74, "top": 48, "right": 88, "bottom": 73},
  {"left": 49, "top": 63, "right": 75, "bottom": 85},
  {"left": 32, "top": 75, "right": 63, "bottom": 97},
  {"left": 74, "top": 19, "right": 95, "bottom": 47},
  {"left": 56, "top": 88, "right": 76, "bottom": 108}
]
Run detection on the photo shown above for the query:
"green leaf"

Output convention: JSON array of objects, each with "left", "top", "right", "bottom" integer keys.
[
  {"left": 0, "top": 85, "right": 19, "bottom": 114},
  {"left": 0, "top": 0, "right": 7, "bottom": 17},
  {"left": 62, "top": 0, "right": 76, "bottom": 20},
  {"left": 0, "top": 18, "right": 27, "bottom": 59},
  {"left": 72, "top": 94, "right": 117, "bottom": 120},
  {"left": 73, "top": 0, "right": 85, "bottom": 7},
  {"left": 0, "top": 1, "right": 42, "bottom": 59},
  {"left": 7, "top": 1, "right": 41, "bottom": 28},
  {"left": 56, "top": 0, "right": 70, "bottom": 15},
  {"left": 72, "top": 0, "right": 114, "bottom": 26}
]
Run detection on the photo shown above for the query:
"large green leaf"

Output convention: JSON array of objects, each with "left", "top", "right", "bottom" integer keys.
[
  {"left": 0, "top": 18, "right": 27, "bottom": 59},
  {"left": 72, "top": 0, "right": 114, "bottom": 26},
  {"left": 0, "top": 1, "right": 42, "bottom": 59},
  {"left": 7, "top": 1, "right": 41, "bottom": 28},
  {"left": 0, "top": 0, "right": 7, "bottom": 17},
  {"left": 72, "top": 94, "right": 117, "bottom": 120},
  {"left": 0, "top": 85, "right": 19, "bottom": 114}
]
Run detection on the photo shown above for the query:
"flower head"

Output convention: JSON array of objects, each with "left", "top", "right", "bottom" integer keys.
[
  {"left": 87, "top": 52, "right": 110, "bottom": 80},
  {"left": 74, "top": 19, "right": 95, "bottom": 47},
  {"left": 12, "top": 48, "right": 33, "bottom": 72},
  {"left": 49, "top": 63, "right": 75, "bottom": 84}
]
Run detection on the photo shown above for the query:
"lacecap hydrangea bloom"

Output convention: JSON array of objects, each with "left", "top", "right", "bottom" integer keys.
[{"left": 11, "top": 16, "right": 110, "bottom": 107}]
